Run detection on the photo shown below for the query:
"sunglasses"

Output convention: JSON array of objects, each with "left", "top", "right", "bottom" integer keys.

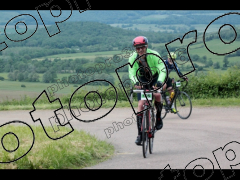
[{"left": 135, "top": 45, "right": 147, "bottom": 51}]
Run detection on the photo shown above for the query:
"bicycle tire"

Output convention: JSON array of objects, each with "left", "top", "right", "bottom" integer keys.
[
  {"left": 149, "top": 108, "right": 155, "bottom": 154},
  {"left": 175, "top": 91, "right": 192, "bottom": 119},
  {"left": 142, "top": 106, "right": 149, "bottom": 158}
]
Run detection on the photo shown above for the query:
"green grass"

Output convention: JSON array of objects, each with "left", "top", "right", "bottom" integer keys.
[
  {"left": 0, "top": 71, "right": 128, "bottom": 102},
  {"left": 0, "top": 73, "right": 9, "bottom": 79},
  {"left": 110, "top": 23, "right": 189, "bottom": 33},
  {"left": 0, "top": 125, "right": 114, "bottom": 169},
  {"left": 32, "top": 50, "right": 121, "bottom": 61},
  {"left": 191, "top": 97, "right": 240, "bottom": 107},
  {"left": 0, "top": 91, "right": 239, "bottom": 111}
]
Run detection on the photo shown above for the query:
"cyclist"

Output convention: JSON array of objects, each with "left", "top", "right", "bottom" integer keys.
[
  {"left": 163, "top": 52, "right": 188, "bottom": 113},
  {"left": 128, "top": 36, "right": 166, "bottom": 145}
]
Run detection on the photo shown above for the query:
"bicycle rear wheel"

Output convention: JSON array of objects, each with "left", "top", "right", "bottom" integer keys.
[
  {"left": 149, "top": 108, "right": 155, "bottom": 154},
  {"left": 175, "top": 91, "right": 192, "bottom": 119},
  {"left": 142, "top": 107, "right": 149, "bottom": 158}
]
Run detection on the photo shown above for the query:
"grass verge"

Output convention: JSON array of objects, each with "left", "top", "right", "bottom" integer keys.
[
  {"left": 191, "top": 97, "right": 240, "bottom": 107},
  {"left": 0, "top": 125, "right": 114, "bottom": 169},
  {"left": 0, "top": 97, "right": 240, "bottom": 111}
]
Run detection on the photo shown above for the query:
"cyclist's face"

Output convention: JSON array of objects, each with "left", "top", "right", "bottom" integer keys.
[
  {"left": 168, "top": 58, "right": 172, "bottom": 64},
  {"left": 136, "top": 45, "right": 147, "bottom": 57}
]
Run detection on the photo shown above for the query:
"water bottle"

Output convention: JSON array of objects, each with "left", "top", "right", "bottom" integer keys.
[
  {"left": 170, "top": 92, "right": 175, "bottom": 101},
  {"left": 166, "top": 96, "right": 171, "bottom": 105}
]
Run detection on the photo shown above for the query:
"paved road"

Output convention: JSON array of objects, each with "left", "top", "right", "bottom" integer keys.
[{"left": 0, "top": 107, "right": 240, "bottom": 170}]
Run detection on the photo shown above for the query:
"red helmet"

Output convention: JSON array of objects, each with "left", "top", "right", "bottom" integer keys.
[{"left": 132, "top": 36, "right": 148, "bottom": 47}]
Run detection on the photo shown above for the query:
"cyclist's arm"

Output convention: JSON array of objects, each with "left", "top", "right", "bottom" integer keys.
[
  {"left": 174, "top": 63, "right": 188, "bottom": 80},
  {"left": 155, "top": 56, "right": 166, "bottom": 84},
  {"left": 174, "top": 62, "right": 183, "bottom": 77},
  {"left": 128, "top": 54, "right": 139, "bottom": 85}
]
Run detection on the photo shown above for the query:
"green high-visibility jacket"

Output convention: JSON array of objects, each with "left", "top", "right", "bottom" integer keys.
[{"left": 128, "top": 48, "right": 166, "bottom": 85}]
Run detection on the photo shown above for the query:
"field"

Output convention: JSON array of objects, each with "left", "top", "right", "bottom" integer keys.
[
  {"left": 1, "top": 34, "right": 239, "bottom": 102},
  {"left": 1, "top": 21, "right": 240, "bottom": 105},
  {"left": 110, "top": 23, "right": 181, "bottom": 33},
  {"left": 110, "top": 23, "right": 240, "bottom": 33},
  {"left": 0, "top": 71, "right": 127, "bottom": 102},
  {"left": 32, "top": 50, "right": 122, "bottom": 61}
]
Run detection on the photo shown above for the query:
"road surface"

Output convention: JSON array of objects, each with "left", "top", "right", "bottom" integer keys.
[{"left": 0, "top": 107, "right": 239, "bottom": 169}]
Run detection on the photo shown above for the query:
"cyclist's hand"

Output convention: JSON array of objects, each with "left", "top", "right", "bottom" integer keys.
[
  {"left": 134, "top": 82, "right": 142, "bottom": 89},
  {"left": 183, "top": 76, "right": 188, "bottom": 81}
]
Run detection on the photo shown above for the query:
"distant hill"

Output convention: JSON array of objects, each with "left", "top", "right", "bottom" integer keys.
[
  {"left": 1, "top": 10, "right": 240, "bottom": 26},
  {"left": 0, "top": 21, "right": 183, "bottom": 51}
]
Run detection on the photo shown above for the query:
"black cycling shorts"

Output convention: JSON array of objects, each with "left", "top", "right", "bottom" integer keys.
[
  {"left": 166, "top": 77, "right": 172, "bottom": 88},
  {"left": 137, "top": 73, "right": 159, "bottom": 101}
]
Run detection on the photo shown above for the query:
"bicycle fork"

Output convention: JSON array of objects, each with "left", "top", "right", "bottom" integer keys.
[{"left": 141, "top": 107, "right": 154, "bottom": 139}]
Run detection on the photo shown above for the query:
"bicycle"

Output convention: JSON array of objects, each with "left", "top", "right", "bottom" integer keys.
[
  {"left": 129, "top": 85, "right": 161, "bottom": 158},
  {"left": 161, "top": 78, "right": 192, "bottom": 120}
]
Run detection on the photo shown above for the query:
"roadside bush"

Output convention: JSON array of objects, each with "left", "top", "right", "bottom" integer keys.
[{"left": 184, "top": 66, "right": 240, "bottom": 99}]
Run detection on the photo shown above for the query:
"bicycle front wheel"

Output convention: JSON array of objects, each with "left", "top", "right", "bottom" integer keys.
[
  {"left": 142, "top": 107, "right": 149, "bottom": 158},
  {"left": 175, "top": 91, "right": 192, "bottom": 119}
]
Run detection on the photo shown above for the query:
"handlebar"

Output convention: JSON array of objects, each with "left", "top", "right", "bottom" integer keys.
[
  {"left": 132, "top": 89, "right": 161, "bottom": 93},
  {"left": 175, "top": 77, "right": 188, "bottom": 90},
  {"left": 129, "top": 87, "right": 162, "bottom": 103}
]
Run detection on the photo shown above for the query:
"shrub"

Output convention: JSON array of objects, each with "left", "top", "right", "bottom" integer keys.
[
  {"left": 21, "top": 84, "right": 26, "bottom": 88},
  {"left": 184, "top": 66, "right": 240, "bottom": 99}
]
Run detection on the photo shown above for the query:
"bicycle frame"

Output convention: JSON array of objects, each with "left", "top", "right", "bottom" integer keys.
[
  {"left": 130, "top": 85, "right": 163, "bottom": 157},
  {"left": 130, "top": 86, "right": 161, "bottom": 138},
  {"left": 161, "top": 78, "right": 188, "bottom": 110},
  {"left": 142, "top": 92, "right": 154, "bottom": 138}
]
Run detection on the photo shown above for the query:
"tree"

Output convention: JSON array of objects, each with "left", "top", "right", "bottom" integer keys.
[
  {"left": 42, "top": 70, "right": 57, "bottom": 83},
  {"left": 207, "top": 59, "right": 213, "bottom": 67},
  {"left": 122, "top": 74, "right": 130, "bottom": 82},
  {"left": 17, "top": 62, "right": 27, "bottom": 72},
  {"left": 213, "top": 62, "right": 220, "bottom": 69},
  {"left": 202, "top": 56, "right": 207, "bottom": 63},
  {"left": 28, "top": 73, "right": 40, "bottom": 82},
  {"left": 17, "top": 72, "right": 24, "bottom": 82},
  {"left": 8, "top": 72, "right": 14, "bottom": 81},
  {"left": 223, "top": 56, "right": 229, "bottom": 67},
  {"left": 94, "top": 57, "right": 105, "bottom": 63},
  {"left": 4, "top": 64, "right": 11, "bottom": 72},
  {"left": 23, "top": 72, "right": 29, "bottom": 81},
  {"left": 101, "top": 73, "right": 115, "bottom": 86},
  {"left": 192, "top": 54, "right": 199, "bottom": 61},
  {"left": 198, "top": 66, "right": 204, "bottom": 71}
]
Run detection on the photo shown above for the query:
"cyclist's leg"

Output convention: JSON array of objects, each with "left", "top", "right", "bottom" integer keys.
[
  {"left": 162, "top": 83, "right": 167, "bottom": 92},
  {"left": 166, "top": 78, "right": 177, "bottom": 113},
  {"left": 166, "top": 77, "right": 174, "bottom": 98},
  {"left": 150, "top": 74, "right": 163, "bottom": 130},
  {"left": 135, "top": 94, "right": 144, "bottom": 145},
  {"left": 168, "top": 87, "right": 178, "bottom": 113},
  {"left": 154, "top": 96, "right": 163, "bottom": 130},
  {"left": 137, "top": 98, "right": 144, "bottom": 132}
]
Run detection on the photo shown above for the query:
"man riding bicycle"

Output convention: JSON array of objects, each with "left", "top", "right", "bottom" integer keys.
[
  {"left": 128, "top": 36, "right": 166, "bottom": 145},
  {"left": 163, "top": 52, "right": 188, "bottom": 113}
]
